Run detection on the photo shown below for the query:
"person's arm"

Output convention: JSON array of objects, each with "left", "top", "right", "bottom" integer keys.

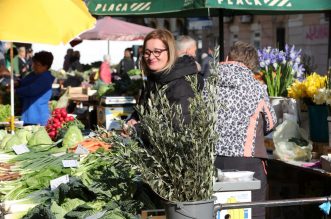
[
  {"left": 261, "top": 87, "right": 277, "bottom": 133},
  {"left": 16, "top": 73, "right": 54, "bottom": 97}
]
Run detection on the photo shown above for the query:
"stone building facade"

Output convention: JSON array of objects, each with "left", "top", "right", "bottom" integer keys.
[{"left": 143, "top": 13, "right": 330, "bottom": 74}]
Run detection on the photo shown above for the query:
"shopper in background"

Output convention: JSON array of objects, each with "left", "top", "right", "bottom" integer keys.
[
  {"left": 99, "top": 54, "right": 112, "bottom": 84},
  {"left": 201, "top": 52, "right": 212, "bottom": 79},
  {"left": 13, "top": 47, "right": 28, "bottom": 78},
  {"left": 125, "top": 29, "right": 201, "bottom": 130},
  {"left": 63, "top": 48, "right": 74, "bottom": 71},
  {"left": 176, "top": 35, "right": 197, "bottom": 58},
  {"left": 15, "top": 51, "right": 55, "bottom": 126},
  {"left": 117, "top": 47, "right": 135, "bottom": 81},
  {"left": 26, "top": 48, "right": 33, "bottom": 72},
  {"left": 214, "top": 41, "right": 277, "bottom": 219}
]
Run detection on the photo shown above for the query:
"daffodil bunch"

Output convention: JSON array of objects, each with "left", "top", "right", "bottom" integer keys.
[{"left": 288, "top": 72, "right": 327, "bottom": 105}]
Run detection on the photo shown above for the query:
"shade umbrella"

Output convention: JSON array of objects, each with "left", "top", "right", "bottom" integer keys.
[
  {"left": 0, "top": 0, "right": 96, "bottom": 132},
  {"left": 76, "top": 16, "right": 154, "bottom": 54},
  {"left": 79, "top": 16, "right": 155, "bottom": 41}
]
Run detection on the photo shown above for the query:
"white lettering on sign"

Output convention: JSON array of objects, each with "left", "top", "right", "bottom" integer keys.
[
  {"left": 237, "top": 0, "right": 244, "bottom": 5},
  {"left": 217, "top": 0, "right": 291, "bottom": 7},
  {"left": 95, "top": 2, "right": 151, "bottom": 12},
  {"left": 50, "top": 175, "right": 69, "bottom": 190},
  {"left": 245, "top": 0, "right": 252, "bottom": 5},
  {"left": 255, "top": 0, "right": 262, "bottom": 6}
]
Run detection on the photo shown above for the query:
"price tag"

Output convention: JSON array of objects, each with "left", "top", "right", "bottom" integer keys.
[
  {"left": 75, "top": 144, "right": 89, "bottom": 155},
  {"left": 52, "top": 152, "right": 66, "bottom": 157},
  {"left": 50, "top": 175, "right": 69, "bottom": 190},
  {"left": 88, "top": 131, "right": 96, "bottom": 138},
  {"left": 62, "top": 160, "right": 78, "bottom": 168},
  {"left": 12, "top": 144, "right": 30, "bottom": 155}
]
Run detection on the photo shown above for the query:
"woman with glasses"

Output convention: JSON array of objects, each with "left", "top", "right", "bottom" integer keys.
[{"left": 125, "top": 28, "right": 202, "bottom": 131}]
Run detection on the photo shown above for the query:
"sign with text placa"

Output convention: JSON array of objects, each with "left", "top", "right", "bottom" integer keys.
[
  {"left": 12, "top": 144, "right": 30, "bottom": 155},
  {"left": 50, "top": 175, "right": 69, "bottom": 190}
]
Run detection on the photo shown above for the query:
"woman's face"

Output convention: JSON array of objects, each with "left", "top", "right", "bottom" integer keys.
[
  {"left": 144, "top": 39, "right": 168, "bottom": 72},
  {"left": 32, "top": 61, "right": 48, "bottom": 74}
]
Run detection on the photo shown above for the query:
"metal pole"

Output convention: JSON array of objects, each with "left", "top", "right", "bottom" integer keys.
[
  {"left": 218, "top": 9, "right": 224, "bottom": 62},
  {"left": 214, "top": 196, "right": 331, "bottom": 217},
  {"left": 9, "top": 44, "right": 15, "bottom": 134}
]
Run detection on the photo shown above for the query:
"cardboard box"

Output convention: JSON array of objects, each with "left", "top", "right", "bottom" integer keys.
[
  {"left": 97, "top": 106, "right": 135, "bottom": 130},
  {"left": 214, "top": 191, "right": 252, "bottom": 219}
]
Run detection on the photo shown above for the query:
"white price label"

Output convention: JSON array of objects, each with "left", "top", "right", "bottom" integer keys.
[
  {"left": 88, "top": 132, "right": 96, "bottom": 137},
  {"left": 75, "top": 144, "right": 89, "bottom": 155},
  {"left": 62, "top": 160, "right": 78, "bottom": 168},
  {"left": 12, "top": 144, "right": 30, "bottom": 155},
  {"left": 50, "top": 175, "right": 69, "bottom": 190}
]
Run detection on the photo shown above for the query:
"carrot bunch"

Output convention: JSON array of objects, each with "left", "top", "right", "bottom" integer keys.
[{"left": 69, "top": 138, "right": 111, "bottom": 153}]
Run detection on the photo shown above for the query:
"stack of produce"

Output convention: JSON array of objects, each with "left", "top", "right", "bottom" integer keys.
[
  {"left": 0, "top": 128, "right": 156, "bottom": 218},
  {"left": 45, "top": 108, "right": 75, "bottom": 140}
]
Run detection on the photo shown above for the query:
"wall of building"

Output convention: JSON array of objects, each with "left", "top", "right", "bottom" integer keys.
[{"left": 145, "top": 13, "right": 330, "bottom": 74}]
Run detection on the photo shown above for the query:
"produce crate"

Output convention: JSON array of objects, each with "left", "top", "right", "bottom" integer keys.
[
  {"left": 97, "top": 105, "right": 135, "bottom": 130},
  {"left": 141, "top": 209, "right": 166, "bottom": 219}
]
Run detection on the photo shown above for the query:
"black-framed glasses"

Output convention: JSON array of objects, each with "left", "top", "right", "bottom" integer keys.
[{"left": 143, "top": 49, "right": 167, "bottom": 58}]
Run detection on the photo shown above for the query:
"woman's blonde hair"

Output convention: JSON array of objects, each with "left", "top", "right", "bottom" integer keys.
[
  {"left": 141, "top": 29, "right": 177, "bottom": 75},
  {"left": 228, "top": 41, "right": 259, "bottom": 72}
]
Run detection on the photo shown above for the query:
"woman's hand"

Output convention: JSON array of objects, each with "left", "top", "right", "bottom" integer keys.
[{"left": 121, "top": 119, "right": 138, "bottom": 137}]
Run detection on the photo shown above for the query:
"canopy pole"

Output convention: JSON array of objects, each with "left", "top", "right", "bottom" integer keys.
[
  {"left": 9, "top": 44, "right": 15, "bottom": 134},
  {"left": 328, "top": 10, "right": 331, "bottom": 69},
  {"left": 107, "top": 40, "right": 110, "bottom": 55},
  {"left": 219, "top": 9, "right": 224, "bottom": 62}
]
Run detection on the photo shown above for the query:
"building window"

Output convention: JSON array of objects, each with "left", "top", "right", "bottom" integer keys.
[
  {"left": 252, "top": 31, "right": 261, "bottom": 49},
  {"left": 276, "top": 27, "right": 285, "bottom": 51},
  {"left": 164, "top": 20, "right": 170, "bottom": 30}
]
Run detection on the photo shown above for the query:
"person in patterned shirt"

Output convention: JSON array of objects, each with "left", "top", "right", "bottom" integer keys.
[{"left": 214, "top": 41, "right": 277, "bottom": 219}]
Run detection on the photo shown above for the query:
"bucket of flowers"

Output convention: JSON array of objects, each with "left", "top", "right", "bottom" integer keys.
[
  {"left": 257, "top": 44, "right": 305, "bottom": 124},
  {"left": 287, "top": 72, "right": 329, "bottom": 142}
]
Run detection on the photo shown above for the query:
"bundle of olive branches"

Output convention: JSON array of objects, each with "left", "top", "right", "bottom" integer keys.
[{"left": 114, "top": 48, "right": 220, "bottom": 202}]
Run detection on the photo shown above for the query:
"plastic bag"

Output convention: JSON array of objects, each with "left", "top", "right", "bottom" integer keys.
[{"left": 273, "top": 119, "right": 312, "bottom": 161}]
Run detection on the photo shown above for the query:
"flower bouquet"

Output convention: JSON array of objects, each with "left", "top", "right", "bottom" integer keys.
[
  {"left": 288, "top": 72, "right": 329, "bottom": 142},
  {"left": 287, "top": 72, "right": 327, "bottom": 105},
  {"left": 258, "top": 44, "right": 305, "bottom": 97}
]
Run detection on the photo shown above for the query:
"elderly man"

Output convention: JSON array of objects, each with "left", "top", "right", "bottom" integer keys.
[{"left": 176, "top": 35, "right": 197, "bottom": 58}]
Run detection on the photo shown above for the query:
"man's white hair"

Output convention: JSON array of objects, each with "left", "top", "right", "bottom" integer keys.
[
  {"left": 103, "top": 54, "right": 110, "bottom": 62},
  {"left": 176, "top": 35, "right": 196, "bottom": 53}
]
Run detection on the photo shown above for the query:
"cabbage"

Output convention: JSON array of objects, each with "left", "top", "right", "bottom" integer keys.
[
  {"left": 28, "top": 127, "right": 53, "bottom": 147},
  {"left": 5, "top": 135, "right": 25, "bottom": 151},
  {"left": 97, "top": 84, "right": 115, "bottom": 97},
  {"left": 15, "top": 129, "right": 32, "bottom": 144},
  {"left": 0, "top": 134, "right": 12, "bottom": 149},
  {"left": 0, "top": 130, "right": 7, "bottom": 141},
  {"left": 62, "top": 125, "right": 84, "bottom": 148}
]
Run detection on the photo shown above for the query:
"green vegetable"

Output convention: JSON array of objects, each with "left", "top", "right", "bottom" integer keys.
[
  {"left": 15, "top": 129, "right": 32, "bottom": 144},
  {"left": 56, "top": 90, "right": 69, "bottom": 109},
  {"left": 97, "top": 84, "right": 115, "bottom": 97},
  {"left": 62, "top": 126, "right": 84, "bottom": 148},
  {"left": 288, "top": 137, "right": 309, "bottom": 147},
  {"left": 0, "top": 104, "right": 11, "bottom": 122},
  {"left": 0, "top": 129, "right": 7, "bottom": 141},
  {"left": 28, "top": 127, "right": 53, "bottom": 148},
  {"left": 127, "top": 69, "right": 141, "bottom": 76},
  {"left": 0, "top": 134, "right": 13, "bottom": 149},
  {"left": 4, "top": 135, "right": 25, "bottom": 151}
]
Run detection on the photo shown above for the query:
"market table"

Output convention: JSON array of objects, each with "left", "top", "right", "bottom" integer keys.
[{"left": 267, "top": 158, "right": 331, "bottom": 219}]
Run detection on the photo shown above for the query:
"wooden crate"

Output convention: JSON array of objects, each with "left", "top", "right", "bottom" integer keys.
[{"left": 141, "top": 209, "right": 166, "bottom": 219}]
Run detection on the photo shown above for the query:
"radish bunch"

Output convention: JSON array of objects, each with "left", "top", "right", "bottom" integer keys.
[{"left": 46, "top": 108, "right": 74, "bottom": 140}]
